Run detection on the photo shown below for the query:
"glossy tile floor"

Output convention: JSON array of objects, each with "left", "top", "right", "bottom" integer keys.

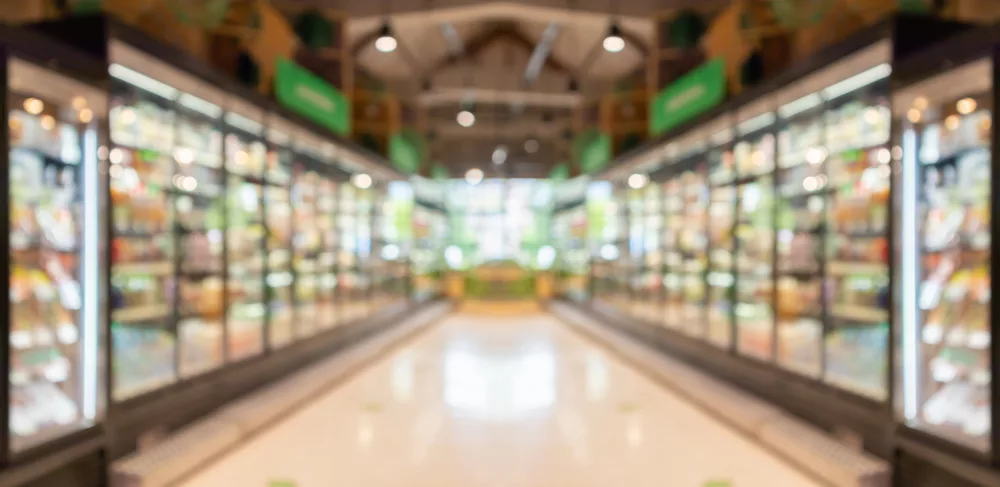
[{"left": 181, "top": 313, "right": 821, "bottom": 487}]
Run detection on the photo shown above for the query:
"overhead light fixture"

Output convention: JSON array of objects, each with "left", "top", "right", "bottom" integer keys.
[
  {"left": 456, "top": 110, "right": 475, "bottom": 127},
  {"left": 492, "top": 145, "right": 508, "bottom": 165},
  {"left": 957, "top": 97, "right": 977, "bottom": 115},
  {"left": 465, "top": 168, "right": 484, "bottom": 185},
  {"left": 374, "top": 23, "right": 397, "bottom": 53},
  {"left": 627, "top": 173, "right": 648, "bottom": 189},
  {"left": 603, "top": 24, "right": 625, "bottom": 53},
  {"left": 524, "top": 139, "right": 539, "bottom": 154},
  {"left": 352, "top": 173, "right": 373, "bottom": 189}
]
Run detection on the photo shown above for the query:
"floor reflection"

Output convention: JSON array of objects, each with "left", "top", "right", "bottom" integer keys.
[{"left": 443, "top": 338, "right": 557, "bottom": 420}]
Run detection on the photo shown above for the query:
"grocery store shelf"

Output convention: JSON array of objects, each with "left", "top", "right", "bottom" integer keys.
[
  {"left": 112, "top": 303, "right": 171, "bottom": 323},
  {"left": 827, "top": 261, "right": 886, "bottom": 276},
  {"left": 113, "top": 261, "right": 173, "bottom": 275},
  {"left": 829, "top": 304, "right": 888, "bottom": 324}
]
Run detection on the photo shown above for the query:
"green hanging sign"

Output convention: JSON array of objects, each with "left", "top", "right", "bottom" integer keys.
[
  {"left": 649, "top": 58, "right": 726, "bottom": 136},
  {"left": 274, "top": 57, "right": 351, "bottom": 135},
  {"left": 579, "top": 133, "right": 612, "bottom": 174},
  {"left": 430, "top": 164, "right": 450, "bottom": 180},
  {"left": 548, "top": 163, "right": 569, "bottom": 181},
  {"left": 388, "top": 133, "right": 421, "bottom": 174}
]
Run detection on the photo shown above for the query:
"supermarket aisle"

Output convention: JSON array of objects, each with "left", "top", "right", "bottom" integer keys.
[{"left": 180, "top": 313, "right": 821, "bottom": 487}]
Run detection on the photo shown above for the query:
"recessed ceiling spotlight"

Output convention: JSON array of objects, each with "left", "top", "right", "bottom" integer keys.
[
  {"left": 492, "top": 146, "right": 508, "bottom": 165},
  {"left": 524, "top": 139, "right": 539, "bottom": 154}
]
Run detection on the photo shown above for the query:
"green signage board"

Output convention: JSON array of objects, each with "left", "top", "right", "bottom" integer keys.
[
  {"left": 388, "top": 133, "right": 421, "bottom": 174},
  {"left": 649, "top": 58, "right": 726, "bottom": 136},
  {"left": 548, "top": 163, "right": 569, "bottom": 181},
  {"left": 274, "top": 57, "right": 351, "bottom": 135},
  {"left": 579, "top": 133, "right": 612, "bottom": 174},
  {"left": 430, "top": 164, "right": 450, "bottom": 180}
]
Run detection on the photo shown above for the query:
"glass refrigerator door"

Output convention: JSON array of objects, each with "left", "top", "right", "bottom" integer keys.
[
  {"left": 266, "top": 183, "right": 293, "bottom": 346},
  {"left": 824, "top": 78, "right": 892, "bottom": 400},
  {"left": 626, "top": 186, "right": 644, "bottom": 315},
  {"left": 317, "top": 177, "right": 338, "bottom": 329},
  {"left": 225, "top": 122, "right": 267, "bottom": 360},
  {"left": 733, "top": 126, "right": 776, "bottom": 360},
  {"left": 292, "top": 165, "right": 321, "bottom": 336},
  {"left": 898, "top": 60, "right": 992, "bottom": 450},
  {"left": 679, "top": 164, "right": 709, "bottom": 337},
  {"left": 707, "top": 145, "right": 736, "bottom": 348},
  {"left": 173, "top": 97, "right": 224, "bottom": 378},
  {"left": 8, "top": 60, "right": 105, "bottom": 450},
  {"left": 356, "top": 186, "right": 374, "bottom": 318},
  {"left": 662, "top": 177, "right": 683, "bottom": 329},
  {"left": 338, "top": 183, "right": 360, "bottom": 322},
  {"left": 107, "top": 73, "right": 176, "bottom": 401},
  {"left": 639, "top": 183, "right": 662, "bottom": 321},
  {"left": 775, "top": 100, "right": 827, "bottom": 377}
]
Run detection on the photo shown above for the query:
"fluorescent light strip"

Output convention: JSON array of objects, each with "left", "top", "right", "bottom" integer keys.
[
  {"left": 109, "top": 63, "right": 178, "bottom": 100},
  {"left": 224, "top": 112, "right": 263, "bottom": 135},
  {"left": 822, "top": 63, "right": 891, "bottom": 100},
  {"left": 710, "top": 128, "right": 733, "bottom": 146},
  {"left": 82, "top": 126, "right": 99, "bottom": 421},
  {"left": 269, "top": 130, "right": 291, "bottom": 146},
  {"left": 778, "top": 93, "right": 822, "bottom": 118},
  {"left": 178, "top": 93, "right": 222, "bottom": 118},
  {"left": 737, "top": 112, "right": 776, "bottom": 136},
  {"left": 901, "top": 128, "right": 919, "bottom": 422}
]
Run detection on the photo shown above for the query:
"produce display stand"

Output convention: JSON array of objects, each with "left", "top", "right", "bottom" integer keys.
[
  {"left": 10, "top": 13, "right": 416, "bottom": 482},
  {"left": 577, "top": 15, "right": 969, "bottom": 463}
]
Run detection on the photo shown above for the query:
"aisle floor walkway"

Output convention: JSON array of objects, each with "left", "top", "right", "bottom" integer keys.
[{"left": 180, "top": 313, "right": 821, "bottom": 487}]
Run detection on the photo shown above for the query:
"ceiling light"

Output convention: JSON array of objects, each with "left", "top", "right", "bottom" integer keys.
[
  {"left": 603, "top": 24, "right": 625, "bottom": 53},
  {"left": 524, "top": 139, "right": 539, "bottom": 154},
  {"left": 352, "top": 173, "right": 373, "bottom": 189},
  {"left": 374, "top": 23, "right": 397, "bottom": 53},
  {"left": 957, "top": 97, "right": 977, "bottom": 115},
  {"left": 457, "top": 110, "right": 475, "bottom": 127},
  {"left": 627, "top": 173, "right": 648, "bottom": 189},
  {"left": 912, "top": 96, "right": 929, "bottom": 110},
  {"left": 23, "top": 98, "right": 43, "bottom": 115},
  {"left": 465, "top": 168, "right": 484, "bottom": 185},
  {"left": 492, "top": 146, "right": 508, "bottom": 165},
  {"left": 907, "top": 108, "right": 921, "bottom": 124}
]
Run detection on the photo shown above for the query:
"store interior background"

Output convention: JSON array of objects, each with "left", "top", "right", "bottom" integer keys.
[{"left": 3, "top": 0, "right": 1000, "bottom": 486}]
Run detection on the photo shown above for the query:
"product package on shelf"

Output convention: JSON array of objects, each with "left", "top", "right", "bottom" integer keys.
[{"left": 7, "top": 63, "right": 106, "bottom": 449}]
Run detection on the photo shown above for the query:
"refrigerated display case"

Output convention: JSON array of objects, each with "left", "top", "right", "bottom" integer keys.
[
  {"left": 225, "top": 104, "right": 267, "bottom": 361},
  {"left": 733, "top": 105, "right": 777, "bottom": 361},
  {"left": 707, "top": 130, "right": 736, "bottom": 348},
  {"left": 264, "top": 123, "right": 295, "bottom": 347},
  {"left": 6, "top": 53, "right": 107, "bottom": 453},
  {"left": 895, "top": 56, "right": 993, "bottom": 453}
]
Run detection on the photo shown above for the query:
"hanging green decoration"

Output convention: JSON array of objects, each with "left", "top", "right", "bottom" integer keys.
[
  {"left": 293, "top": 10, "right": 334, "bottom": 49},
  {"left": 167, "top": 0, "right": 231, "bottom": 27}
]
